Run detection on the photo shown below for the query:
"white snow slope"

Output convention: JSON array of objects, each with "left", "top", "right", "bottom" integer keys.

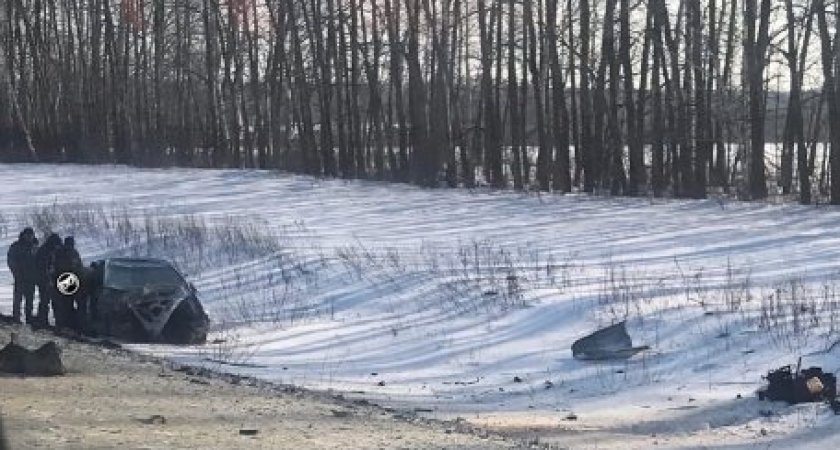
[{"left": 3, "top": 164, "right": 840, "bottom": 448}]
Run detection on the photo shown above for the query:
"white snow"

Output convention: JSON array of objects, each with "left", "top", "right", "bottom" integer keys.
[{"left": 3, "top": 163, "right": 840, "bottom": 448}]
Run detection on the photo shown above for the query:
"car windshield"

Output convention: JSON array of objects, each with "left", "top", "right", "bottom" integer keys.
[{"left": 103, "top": 261, "right": 184, "bottom": 290}]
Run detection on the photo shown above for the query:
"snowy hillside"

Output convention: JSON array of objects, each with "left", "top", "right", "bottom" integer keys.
[{"left": 3, "top": 163, "right": 840, "bottom": 448}]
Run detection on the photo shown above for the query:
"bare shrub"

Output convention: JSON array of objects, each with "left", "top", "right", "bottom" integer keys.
[
  {"left": 0, "top": 212, "right": 9, "bottom": 238},
  {"left": 754, "top": 276, "right": 840, "bottom": 352},
  {"left": 723, "top": 258, "right": 752, "bottom": 312},
  {"left": 17, "top": 202, "right": 284, "bottom": 275},
  {"left": 198, "top": 330, "right": 263, "bottom": 369}
]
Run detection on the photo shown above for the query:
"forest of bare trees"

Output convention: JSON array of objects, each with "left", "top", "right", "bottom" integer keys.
[{"left": 1, "top": 0, "right": 839, "bottom": 203}]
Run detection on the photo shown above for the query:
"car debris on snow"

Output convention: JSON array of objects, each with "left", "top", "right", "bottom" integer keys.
[
  {"left": 758, "top": 358, "right": 840, "bottom": 413},
  {"left": 572, "top": 321, "right": 650, "bottom": 360}
]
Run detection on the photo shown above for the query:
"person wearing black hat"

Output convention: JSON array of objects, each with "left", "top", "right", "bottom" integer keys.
[
  {"left": 6, "top": 227, "right": 37, "bottom": 323},
  {"left": 33, "top": 233, "right": 62, "bottom": 327}
]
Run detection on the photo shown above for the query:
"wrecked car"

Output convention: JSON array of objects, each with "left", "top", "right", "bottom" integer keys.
[{"left": 84, "top": 258, "right": 209, "bottom": 344}]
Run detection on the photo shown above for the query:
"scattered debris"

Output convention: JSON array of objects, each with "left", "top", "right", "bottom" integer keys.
[
  {"left": 758, "top": 360, "right": 837, "bottom": 406},
  {"left": 667, "top": 405, "right": 698, "bottom": 411},
  {"left": 572, "top": 321, "right": 649, "bottom": 360},
  {"left": 442, "top": 377, "right": 481, "bottom": 385},
  {"left": 137, "top": 415, "right": 166, "bottom": 425},
  {"left": 0, "top": 337, "right": 65, "bottom": 376},
  {"left": 202, "top": 358, "right": 268, "bottom": 369}
]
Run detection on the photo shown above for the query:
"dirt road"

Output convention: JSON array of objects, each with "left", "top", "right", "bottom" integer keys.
[{"left": 0, "top": 323, "right": 515, "bottom": 449}]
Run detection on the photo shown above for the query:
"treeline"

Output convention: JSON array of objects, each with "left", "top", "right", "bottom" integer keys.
[{"left": 1, "top": 0, "right": 839, "bottom": 203}]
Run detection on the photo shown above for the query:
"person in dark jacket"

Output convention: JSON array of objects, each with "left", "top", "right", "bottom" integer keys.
[
  {"left": 82, "top": 260, "right": 104, "bottom": 334},
  {"left": 6, "top": 227, "right": 36, "bottom": 323},
  {"left": 51, "top": 236, "right": 84, "bottom": 330},
  {"left": 51, "top": 237, "right": 82, "bottom": 274},
  {"left": 33, "top": 233, "right": 61, "bottom": 327}
]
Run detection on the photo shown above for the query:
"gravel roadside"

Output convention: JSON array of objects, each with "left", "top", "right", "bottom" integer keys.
[{"left": 0, "top": 323, "right": 520, "bottom": 450}]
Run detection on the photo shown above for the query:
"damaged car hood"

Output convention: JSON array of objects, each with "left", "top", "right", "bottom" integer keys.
[{"left": 118, "top": 285, "right": 190, "bottom": 339}]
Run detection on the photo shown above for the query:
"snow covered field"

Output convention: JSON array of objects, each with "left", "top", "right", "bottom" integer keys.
[{"left": 3, "top": 163, "right": 840, "bottom": 448}]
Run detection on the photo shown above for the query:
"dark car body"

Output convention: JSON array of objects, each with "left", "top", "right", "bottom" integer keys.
[{"left": 85, "top": 258, "right": 209, "bottom": 344}]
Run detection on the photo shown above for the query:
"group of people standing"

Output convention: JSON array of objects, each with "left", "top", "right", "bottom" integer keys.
[{"left": 6, "top": 227, "right": 85, "bottom": 330}]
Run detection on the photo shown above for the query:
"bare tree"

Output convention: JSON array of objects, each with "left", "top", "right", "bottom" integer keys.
[
  {"left": 817, "top": 0, "right": 840, "bottom": 204},
  {"left": 744, "top": 0, "right": 772, "bottom": 199},
  {"left": 0, "top": 0, "right": 831, "bottom": 202}
]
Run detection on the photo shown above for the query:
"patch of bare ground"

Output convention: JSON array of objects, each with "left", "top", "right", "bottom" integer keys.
[{"left": 0, "top": 323, "right": 517, "bottom": 450}]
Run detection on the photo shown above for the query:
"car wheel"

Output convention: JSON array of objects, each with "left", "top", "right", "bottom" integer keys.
[{"left": 161, "top": 297, "right": 209, "bottom": 344}]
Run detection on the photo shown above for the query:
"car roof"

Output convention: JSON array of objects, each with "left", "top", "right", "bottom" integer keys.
[{"left": 104, "top": 257, "right": 174, "bottom": 268}]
